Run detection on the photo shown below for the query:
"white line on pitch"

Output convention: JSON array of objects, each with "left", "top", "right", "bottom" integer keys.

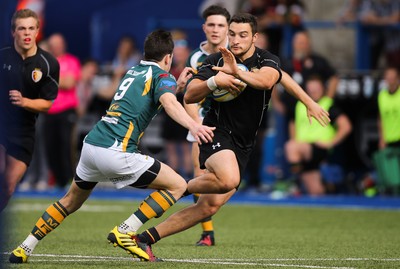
[
  {"left": 166, "top": 258, "right": 355, "bottom": 269},
  {"left": 2, "top": 252, "right": 400, "bottom": 268}
]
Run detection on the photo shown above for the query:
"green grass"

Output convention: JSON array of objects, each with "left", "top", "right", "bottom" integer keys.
[{"left": 2, "top": 198, "right": 400, "bottom": 268}]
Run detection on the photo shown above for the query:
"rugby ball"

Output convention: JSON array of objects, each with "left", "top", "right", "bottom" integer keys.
[{"left": 212, "top": 64, "right": 248, "bottom": 102}]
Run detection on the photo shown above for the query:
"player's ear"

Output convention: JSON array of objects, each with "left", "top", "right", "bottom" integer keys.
[
  {"left": 165, "top": 53, "right": 173, "bottom": 66},
  {"left": 253, "top": 32, "right": 258, "bottom": 44}
]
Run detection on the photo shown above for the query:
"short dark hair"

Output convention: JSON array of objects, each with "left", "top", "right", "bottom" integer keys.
[
  {"left": 11, "top": 9, "right": 39, "bottom": 32},
  {"left": 229, "top": 13, "right": 258, "bottom": 35},
  {"left": 143, "top": 29, "right": 174, "bottom": 62},
  {"left": 202, "top": 5, "right": 230, "bottom": 22}
]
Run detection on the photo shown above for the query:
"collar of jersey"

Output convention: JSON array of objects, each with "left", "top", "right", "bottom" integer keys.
[{"left": 140, "top": 60, "right": 161, "bottom": 68}]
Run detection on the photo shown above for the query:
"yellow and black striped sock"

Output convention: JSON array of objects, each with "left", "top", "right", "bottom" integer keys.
[
  {"left": 139, "top": 227, "right": 160, "bottom": 244},
  {"left": 31, "top": 201, "right": 69, "bottom": 240},
  {"left": 201, "top": 219, "right": 214, "bottom": 232},
  {"left": 134, "top": 190, "right": 176, "bottom": 223}
]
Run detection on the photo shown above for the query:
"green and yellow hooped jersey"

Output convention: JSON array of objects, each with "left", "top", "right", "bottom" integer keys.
[
  {"left": 295, "top": 96, "right": 336, "bottom": 143},
  {"left": 85, "top": 61, "right": 177, "bottom": 152},
  {"left": 378, "top": 87, "right": 400, "bottom": 143}
]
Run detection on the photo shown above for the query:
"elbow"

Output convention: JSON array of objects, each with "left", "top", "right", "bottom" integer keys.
[
  {"left": 263, "top": 76, "right": 279, "bottom": 90},
  {"left": 262, "top": 81, "right": 275, "bottom": 90},
  {"left": 184, "top": 92, "right": 196, "bottom": 104},
  {"left": 43, "top": 101, "right": 54, "bottom": 113}
]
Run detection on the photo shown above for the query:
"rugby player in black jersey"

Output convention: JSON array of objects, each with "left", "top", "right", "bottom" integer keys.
[
  {"left": 0, "top": 9, "right": 59, "bottom": 211},
  {"left": 132, "top": 13, "right": 330, "bottom": 261}
]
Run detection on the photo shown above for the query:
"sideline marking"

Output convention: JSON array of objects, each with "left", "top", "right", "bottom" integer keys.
[{"left": 2, "top": 252, "right": 400, "bottom": 268}]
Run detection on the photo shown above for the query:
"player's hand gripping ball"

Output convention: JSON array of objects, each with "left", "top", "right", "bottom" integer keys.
[{"left": 212, "top": 64, "right": 248, "bottom": 102}]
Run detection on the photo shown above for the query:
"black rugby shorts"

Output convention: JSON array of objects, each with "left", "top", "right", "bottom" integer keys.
[
  {"left": 0, "top": 135, "right": 34, "bottom": 166},
  {"left": 199, "top": 128, "right": 253, "bottom": 179}
]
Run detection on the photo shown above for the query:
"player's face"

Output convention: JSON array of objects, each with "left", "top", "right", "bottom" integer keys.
[
  {"left": 203, "top": 15, "right": 229, "bottom": 47},
  {"left": 228, "top": 22, "right": 256, "bottom": 59},
  {"left": 12, "top": 17, "right": 39, "bottom": 53}
]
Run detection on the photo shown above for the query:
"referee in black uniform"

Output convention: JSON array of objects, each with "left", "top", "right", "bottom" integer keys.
[{"left": 0, "top": 9, "right": 59, "bottom": 211}]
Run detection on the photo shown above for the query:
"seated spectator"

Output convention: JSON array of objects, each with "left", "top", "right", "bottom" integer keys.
[
  {"left": 271, "top": 31, "right": 339, "bottom": 183},
  {"left": 285, "top": 75, "right": 352, "bottom": 196},
  {"left": 359, "top": 0, "right": 400, "bottom": 69}
]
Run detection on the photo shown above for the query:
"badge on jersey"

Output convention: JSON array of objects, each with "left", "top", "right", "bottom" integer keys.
[
  {"left": 32, "top": 68, "right": 43, "bottom": 83},
  {"left": 159, "top": 78, "right": 177, "bottom": 93}
]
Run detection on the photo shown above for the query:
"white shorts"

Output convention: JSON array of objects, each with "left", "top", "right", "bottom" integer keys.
[{"left": 76, "top": 142, "right": 155, "bottom": 189}]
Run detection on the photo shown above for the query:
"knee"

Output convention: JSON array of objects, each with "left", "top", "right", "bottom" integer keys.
[
  {"left": 195, "top": 202, "right": 221, "bottom": 218},
  {"left": 168, "top": 177, "right": 188, "bottom": 200},
  {"left": 218, "top": 180, "right": 239, "bottom": 193}
]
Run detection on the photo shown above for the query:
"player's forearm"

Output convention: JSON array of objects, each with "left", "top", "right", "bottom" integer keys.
[
  {"left": 185, "top": 79, "right": 210, "bottom": 104},
  {"left": 22, "top": 98, "right": 53, "bottom": 113},
  {"left": 163, "top": 96, "right": 197, "bottom": 130},
  {"left": 281, "top": 71, "right": 314, "bottom": 107},
  {"left": 237, "top": 67, "right": 279, "bottom": 90}
]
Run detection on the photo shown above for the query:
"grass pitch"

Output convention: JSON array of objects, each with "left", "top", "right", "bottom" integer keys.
[{"left": 2, "top": 197, "right": 400, "bottom": 268}]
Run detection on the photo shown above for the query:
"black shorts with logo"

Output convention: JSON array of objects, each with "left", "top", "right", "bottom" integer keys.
[{"left": 199, "top": 127, "right": 253, "bottom": 179}]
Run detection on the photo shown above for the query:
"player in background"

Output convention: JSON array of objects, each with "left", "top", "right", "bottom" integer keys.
[
  {"left": 9, "top": 29, "right": 215, "bottom": 264},
  {"left": 184, "top": 4, "right": 230, "bottom": 247},
  {"left": 0, "top": 9, "right": 59, "bottom": 211}
]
